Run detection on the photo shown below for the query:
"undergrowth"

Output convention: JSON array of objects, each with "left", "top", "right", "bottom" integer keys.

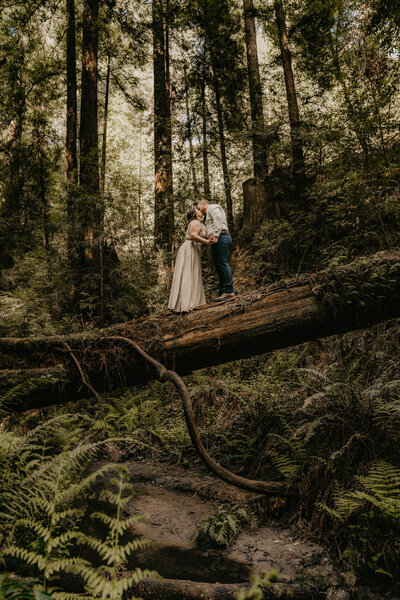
[
  {"left": 193, "top": 505, "right": 255, "bottom": 549},
  {"left": 0, "top": 412, "right": 157, "bottom": 599}
]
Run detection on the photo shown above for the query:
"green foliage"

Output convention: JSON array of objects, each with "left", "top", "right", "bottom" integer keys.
[
  {"left": 0, "top": 573, "right": 55, "bottom": 600},
  {"left": 322, "top": 461, "right": 400, "bottom": 581},
  {"left": 313, "top": 253, "right": 400, "bottom": 317},
  {"left": 0, "top": 376, "right": 59, "bottom": 414},
  {"left": 70, "top": 466, "right": 158, "bottom": 600},
  {"left": 193, "top": 505, "right": 255, "bottom": 549},
  {"left": 236, "top": 570, "right": 279, "bottom": 600},
  {"left": 0, "top": 410, "right": 156, "bottom": 598}
]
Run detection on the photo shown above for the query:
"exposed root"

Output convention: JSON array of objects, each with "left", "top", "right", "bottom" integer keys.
[{"left": 105, "top": 335, "right": 292, "bottom": 497}]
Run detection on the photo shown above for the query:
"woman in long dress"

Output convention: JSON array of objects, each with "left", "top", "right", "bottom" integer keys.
[{"left": 168, "top": 207, "right": 210, "bottom": 313}]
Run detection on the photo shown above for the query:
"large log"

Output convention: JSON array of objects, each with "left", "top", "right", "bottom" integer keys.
[
  {"left": 126, "top": 577, "right": 325, "bottom": 600},
  {"left": 2, "top": 252, "right": 400, "bottom": 413}
]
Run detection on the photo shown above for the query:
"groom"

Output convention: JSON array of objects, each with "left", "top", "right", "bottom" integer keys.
[{"left": 198, "top": 200, "right": 235, "bottom": 301}]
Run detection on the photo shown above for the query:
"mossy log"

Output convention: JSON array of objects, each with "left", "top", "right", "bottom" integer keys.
[
  {"left": 126, "top": 577, "right": 325, "bottom": 600},
  {"left": 2, "top": 252, "right": 400, "bottom": 413}
]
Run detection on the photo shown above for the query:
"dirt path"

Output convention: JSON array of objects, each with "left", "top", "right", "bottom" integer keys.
[{"left": 124, "top": 461, "right": 342, "bottom": 592}]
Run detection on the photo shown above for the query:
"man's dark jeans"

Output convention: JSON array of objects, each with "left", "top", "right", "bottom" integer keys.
[{"left": 212, "top": 232, "right": 234, "bottom": 295}]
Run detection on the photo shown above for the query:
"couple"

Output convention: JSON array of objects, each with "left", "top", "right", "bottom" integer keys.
[{"left": 168, "top": 200, "right": 235, "bottom": 313}]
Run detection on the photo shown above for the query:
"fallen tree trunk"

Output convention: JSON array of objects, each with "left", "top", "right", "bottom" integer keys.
[
  {"left": 126, "top": 577, "right": 326, "bottom": 600},
  {"left": 2, "top": 252, "right": 400, "bottom": 413}
]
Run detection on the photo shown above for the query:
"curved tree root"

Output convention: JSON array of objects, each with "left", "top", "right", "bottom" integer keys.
[{"left": 105, "top": 335, "right": 292, "bottom": 496}]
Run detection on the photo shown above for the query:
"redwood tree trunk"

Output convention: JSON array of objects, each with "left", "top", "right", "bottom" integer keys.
[
  {"left": 79, "top": 0, "right": 100, "bottom": 273},
  {"left": 100, "top": 51, "right": 111, "bottom": 197},
  {"left": 243, "top": 0, "right": 268, "bottom": 182},
  {"left": 184, "top": 62, "right": 198, "bottom": 195},
  {"left": 201, "top": 60, "right": 211, "bottom": 201},
  {"left": 274, "top": 0, "right": 306, "bottom": 203},
  {"left": 0, "top": 46, "right": 25, "bottom": 270},
  {"left": 153, "top": 0, "right": 174, "bottom": 252},
  {"left": 66, "top": 0, "right": 78, "bottom": 280},
  {"left": 211, "top": 65, "right": 234, "bottom": 232}
]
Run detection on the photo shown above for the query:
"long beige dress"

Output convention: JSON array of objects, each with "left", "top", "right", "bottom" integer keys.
[{"left": 168, "top": 222, "right": 207, "bottom": 312}]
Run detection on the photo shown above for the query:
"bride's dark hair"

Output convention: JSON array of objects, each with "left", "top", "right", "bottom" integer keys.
[{"left": 186, "top": 207, "right": 198, "bottom": 229}]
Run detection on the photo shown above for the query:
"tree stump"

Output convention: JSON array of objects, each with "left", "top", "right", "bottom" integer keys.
[{"left": 241, "top": 178, "right": 280, "bottom": 238}]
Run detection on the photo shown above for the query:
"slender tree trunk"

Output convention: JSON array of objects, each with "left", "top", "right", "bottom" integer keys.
[
  {"left": 79, "top": 0, "right": 100, "bottom": 273},
  {"left": 99, "top": 50, "right": 111, "bottom": 325},
  {"left": 184, "top": 63, "right": 198, "bottom": 195},
  {"left": 211, "top": 64, "right": 234, "bottom": 232},
  {"left": 201, "top": 59, "right": 211, "bottom": 202},
  {"left": 138, "top": 119, "right": 144, "bottom": 258},
  {"left": 242, "top": 0, "right": 268, "bottom": 181},
  {"left": 33, "top": 101, "right": 50, "bottom": 256},
  {"left": 100, "top": 51, "right": 111, "bottom": 196},
  {"left": 152, "top": 0, "right": 174, "bottom": 252},
  {"left": 274, "top": 0, "right": 306, "bottom": 202},
  {"left": 66, "top": 0, "right": 79, "bottom": 285},
  {"left": 369, "top": 81, "right": 388, "bottom": 168}
]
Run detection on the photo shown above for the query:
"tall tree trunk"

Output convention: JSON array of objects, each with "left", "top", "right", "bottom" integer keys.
[
  {"left": 184, "top": 62, "right": 198, "bottom": 195},
  {"left": 201, "top": 58, "right": 211, "bottom": 202},
  {"left": 33, "top": 100, "right": 50, "bottom": 256},
  {"left": 203, "top": 0, "right": 234, "bottom": 230},
  {"left": 66, "top": 0, "right": 78, "bottom": 285},
  {"left": 274, "top": 0, "right": 306, "bottom": 203},
  {"left": 242, "top": 0, "right": 268, "bottom": 182},
  {"left": 100, "top": 51, "right": 111, "bottom": 196},
  {"left": 138, "top": 119, "right": 144, "bottom": 258},
  {"left": 79, "top": 0, "right": 100, "bottom": 274},
  {"left": 99, "top": 51, "right": 110, "bottom": 326},
  {"left": 0, "top": 45, "right": 25, "bottom": 270},
  {"left": 152, "top": 0, "right": 174, "bottom": 252},
  {"left": 211, "top": 64, "right": 234, "bottom": 232}
]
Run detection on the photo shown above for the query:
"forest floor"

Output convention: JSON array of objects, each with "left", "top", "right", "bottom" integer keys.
[{"left": 104, "top": 459, "right": 345, "bottom": 595}]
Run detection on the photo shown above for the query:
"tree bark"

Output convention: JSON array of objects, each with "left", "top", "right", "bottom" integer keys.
[
  {"left": 33, "top": 100, "right": 50, "bottom": 255},
  {"left": 201, "top": 59, "right": 211, "bottom": 202},
  {"left": 153, "top": 0, "right": 174, "bottom": 252},
  {"left": 100, "top": 51, "right": 111, "bottom": 197},
  {"left": 184, "top": 62, "right": 198, "bottom": 195},
  {"left": 66, "top": 0, "right": 78, "bottom": 186},
  {"left": 242, "top": 0, "right": 268, "bottom": 182},
  {"left": 0, "top": 44, "right": 25, "bottom": 270},
  {"left": 79, "top": 0, "right": 100, "bottom": 272},
  {"left": 127, "top": 577, "right": 324, "bottom": 600},
  {"left": 2, "top": 253, "right": 400, "bottom": 411},
  {"left": 274, "top": 0, "right": 306, "bottom": 203},
  {"left": 66, "top": 0, "right": 78, "bottom": 270},
  {"left": 211, "top": 64, "right": 234, "bottom": 232}
]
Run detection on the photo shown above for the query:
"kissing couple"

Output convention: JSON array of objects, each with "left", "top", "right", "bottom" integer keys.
[{"left": 168, "top": 200, "right": 235, "bottom": 313}]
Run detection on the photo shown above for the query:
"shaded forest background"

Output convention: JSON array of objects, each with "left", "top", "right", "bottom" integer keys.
[
  {"left": 1, "top": 0, "right": 400, "bottom": 597},
  {"left": 1, "top": 0, "right": 399, "bottom": 329}
]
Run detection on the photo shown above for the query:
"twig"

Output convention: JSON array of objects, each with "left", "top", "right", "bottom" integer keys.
[{"left": 64, "top": 343, "right": 101, "bottom": 403}]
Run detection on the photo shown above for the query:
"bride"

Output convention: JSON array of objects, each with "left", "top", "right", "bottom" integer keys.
[{"left": 168, "top": 207, "right": 210, "bottom": 313}]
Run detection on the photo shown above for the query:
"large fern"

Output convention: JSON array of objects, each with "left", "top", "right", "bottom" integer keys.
[
  {"left": 193, "top": 505, "right": 255, "bottom": 549},
  {"left": 69, "top": 466, "right": 158, "bottom": 600}
]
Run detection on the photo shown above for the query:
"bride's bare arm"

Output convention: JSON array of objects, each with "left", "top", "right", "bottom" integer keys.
[{"left": 189, "top": 221, "right": 210, "bottom": 244}]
